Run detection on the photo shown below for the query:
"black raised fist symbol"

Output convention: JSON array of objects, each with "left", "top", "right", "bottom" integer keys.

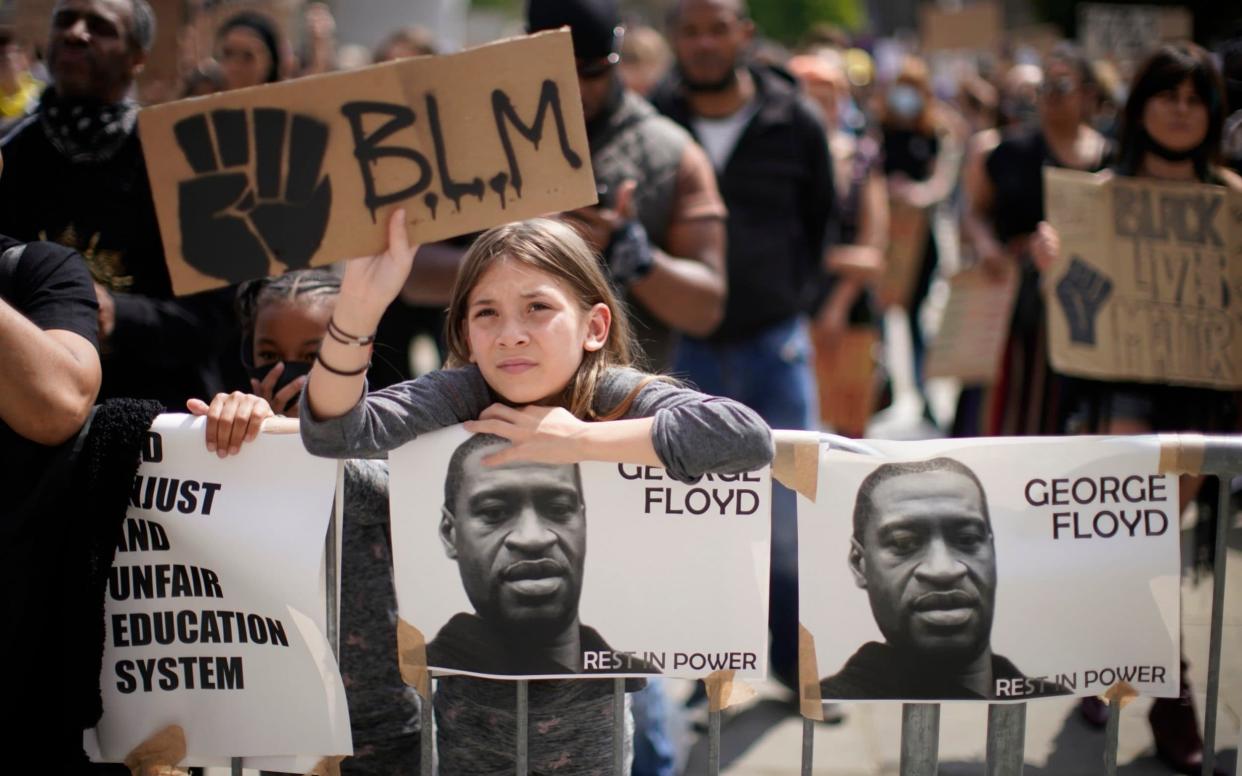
[
  {"left": 1056, "top": 256, "right": 1114, "bottom": 345},
  {"left": 174, "top": 108, "right": 332, "bottom": 283}
]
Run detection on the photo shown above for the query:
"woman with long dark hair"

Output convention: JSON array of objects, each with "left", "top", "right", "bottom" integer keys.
[{"left": 1033, "top": 42, "right": 1239, "bottom": 775}]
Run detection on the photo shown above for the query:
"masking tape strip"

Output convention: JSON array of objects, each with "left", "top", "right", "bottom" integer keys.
[
  {"left": 798, "top": 624, "right": 824, "bottom": 720},
  {"left": 704, "top": 669, "right": 757, "bottom": 712},
  {"left": 772, "top": 431, "right": 822, "bottom": 502},
  {"left": 124, "top": 724, "right": 186, "bottom": 776},
  {"left": 305, "top": 756, "right": 345, "bottom": 776},
  {"left": 1157, "top": 433, "right": 1206, "bottom": 475},
  {"left": 1102, "top": 680, "right": 1138, "bottom": 709},
  {"left": 260, "top": 416, "right": 301, "bottom": 435},
  {"left": 397, "top": 618, "right": 432, "bottom": 702}
]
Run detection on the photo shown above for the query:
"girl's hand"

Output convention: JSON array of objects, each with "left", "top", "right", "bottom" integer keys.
[
  {"left": 464, "top": 404, "right": 588, "bottom": 466},
  {"left": 186, "top": 392, "right": 274, "bottom": 457},
  {"left": 1029, "top": 221, "right": 1061, "bottom": 273},
  {"left": 249, "top": 362, "right": 307, "bottom": 417},
  {"left": 337, "top": 208, "right": 420, "bottom": 332}
]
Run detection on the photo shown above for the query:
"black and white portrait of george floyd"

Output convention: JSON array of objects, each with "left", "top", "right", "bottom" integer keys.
[
  {"left": 798, "top": 437, "right": 1182, "bottom": 707},
  {"left": 388, "top": 426, "right": 772, "bottom": 681}
]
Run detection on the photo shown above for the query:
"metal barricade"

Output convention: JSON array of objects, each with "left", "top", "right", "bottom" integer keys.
[{"left": 248, "top": 436, "right": 1237, "bottom": 776}]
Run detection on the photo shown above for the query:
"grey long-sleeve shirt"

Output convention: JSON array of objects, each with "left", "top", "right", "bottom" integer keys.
[{"left": 299, "top": 365, "right": 773, "bottom": 481}]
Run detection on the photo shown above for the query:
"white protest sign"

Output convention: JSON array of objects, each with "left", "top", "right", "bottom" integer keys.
[
  {"left": 389, "top": 426, "right": 771, "bottom": 681},
  {"left": 799, "top": 436, "right": 1179, "bottom": 710},
  {"left": 1079, "top": 4, "right": 1192, "bottom": 65},
  {"left": 89, "top": 415, "right": 350, "bottom": 766}
]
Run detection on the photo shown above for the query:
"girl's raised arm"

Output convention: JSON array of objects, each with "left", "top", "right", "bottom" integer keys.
[{"left": 306, "top": 209, "right": 418, "bottom": 421}]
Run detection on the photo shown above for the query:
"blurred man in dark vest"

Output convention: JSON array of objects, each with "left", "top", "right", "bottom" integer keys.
[{"left": 528, "top": 0, "right": 727, "bottom": 370}]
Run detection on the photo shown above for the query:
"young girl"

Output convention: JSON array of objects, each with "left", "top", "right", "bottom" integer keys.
[
  {"left": 299, "top": 213, "right": 773, "bottom": 773},
  {"left": 188, "top": 269, "right": 422, "bottom": 776}
]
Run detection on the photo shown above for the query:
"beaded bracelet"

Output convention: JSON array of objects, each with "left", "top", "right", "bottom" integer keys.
[
  {"left": 316, "top": 352, "right": 370, "bottom": 377},
  {"left": 326, "top": 317, "right": 377, "bottom": 346}
]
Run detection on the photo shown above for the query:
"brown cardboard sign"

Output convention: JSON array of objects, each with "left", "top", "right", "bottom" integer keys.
[
  {"left": 1044, "top": 168, "right": 1242, "bottom": 389},
  {"left": 920, "top": 1, "right": 1002, "bottom": 53},
  {"left": 1079, "top": 4, "right": 1192, "bottom": 65},
  {"left": 813, "top": 327, "right": 878, "bottom": 437},
  {"left": 925, "top": 265, "right": 1019, "bottom": 384},
  {"left": 877, "top": 198, "right": 928, "bottom": 309},
  {"left": 139, "top": 30, "right": 596, "bottom": 296},
  {"left": 14, "top": 0, "right": 55, "bottom": 50}
]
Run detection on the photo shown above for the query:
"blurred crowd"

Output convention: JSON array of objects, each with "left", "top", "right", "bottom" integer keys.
[{"left": 3, "top": 0, "right": 1242, "bottom": 774}]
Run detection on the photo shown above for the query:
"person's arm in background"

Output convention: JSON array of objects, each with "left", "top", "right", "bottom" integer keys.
[
  {"left": 625, "top": 142, "right": 726, "bottom": 337},
  {"left": 568, "top": 141, "right": 728, "bottom": 338},
  {"left": 891, "top": 115, "right": 964, "bottom": 210},
  {"left": 817, "top": 168, "right": 888, "bottom": 343},
  {"left": 960, "top": 132, "right": 1009, "bottom": 280},
  {"left": 0, "top": 249, "right": 101, "bottom": 445}
]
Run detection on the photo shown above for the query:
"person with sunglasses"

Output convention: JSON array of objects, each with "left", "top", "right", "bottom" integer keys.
[
  {"left": 956, "top": 43, "right": 1113, "bottom": 437},
  {"left": 527, "top": 0, "right": 727, "bottom": 373}
]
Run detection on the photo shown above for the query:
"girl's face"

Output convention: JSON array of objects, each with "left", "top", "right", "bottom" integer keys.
[
  {"left": 1142, "top": 77, "right": 1208, "bottom": 154},
  {"left": 219, "top": 26, "right": 272, "bottom": 90},
  {"left": 464, "top": 260, "right": 610, "bottom": 405},
  {"left": 253, "top": 299, "right": 331, "bottom": 366}
]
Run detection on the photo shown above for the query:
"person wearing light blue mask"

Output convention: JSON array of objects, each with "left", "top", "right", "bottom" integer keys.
[{"left": 878, "top": 56, "right": 962, "bottom": 428}]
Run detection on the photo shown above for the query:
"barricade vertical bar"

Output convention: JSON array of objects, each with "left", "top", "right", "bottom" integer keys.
[
  {"left": 1104, "top": 696, "right": 1121, "bottom": 775},
  {"left": 1200, "top": 474, "right": 1231, "bottom": 775},
  {"left": 708, "top": 710, "right": 722, "bottom": 775},
  {"left": 327, "top": 461, "right": 343, "bottom": 656},
  {"left": 985, "top": 703, "right": 1026, "bottom": 775},
  {"left": 516, "top": 679, "right": 529, "bottom": 776},
  {"left": 900, "top": 703, "right": 940, "bottom": 776},
  {"left": 801, "top": 717, "right": 814, "bottom": 776},
  {"left": 421, "top": 677, "right": 434, "bottom": 776},
  {"left": 612, "top": 678, "right": 625, "bottom": 775}
]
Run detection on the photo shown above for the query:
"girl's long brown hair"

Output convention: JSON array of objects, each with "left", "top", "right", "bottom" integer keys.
[{"left": 444, "top": 218, "right": 646, "bottom": 420}]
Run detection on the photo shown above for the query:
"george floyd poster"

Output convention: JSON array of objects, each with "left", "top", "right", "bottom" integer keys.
[
  {"left": 799, "top": 436, "right": 1180, "bottom": 711},
  {"left": 388, "top": 426, "right": 772, "bottom": 682}
]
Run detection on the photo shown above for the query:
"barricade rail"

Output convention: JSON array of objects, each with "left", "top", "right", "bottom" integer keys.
[{"left": 225, "top": 432, "right": 1240, "bottom": 776}]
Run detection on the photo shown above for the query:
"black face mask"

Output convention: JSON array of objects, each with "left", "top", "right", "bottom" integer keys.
[
  {"left": 246, "top": 360, "right": 314, "bottom": 396},
  {"left": 1144, "top": 129, "right": 1199, "bottom": 162}
]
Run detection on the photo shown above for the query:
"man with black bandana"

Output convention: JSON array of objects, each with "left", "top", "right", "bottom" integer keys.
[
  {"left": 527, "top": 0, "right": 727, "bottom": 370},
  {"left": 820, "top": 458, "right": 1068, "bottom": 700},
  {"left": 0, "top": 0, "right": 239, "bottom": 408}
]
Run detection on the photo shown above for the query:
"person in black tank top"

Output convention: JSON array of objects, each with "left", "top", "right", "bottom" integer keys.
[{"left": 956, "top": 44, "right": 1112, "bottom": 438}]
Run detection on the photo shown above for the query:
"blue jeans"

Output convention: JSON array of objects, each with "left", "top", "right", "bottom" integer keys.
[
  {"left": 630, "top": 679, "right": 676, "bottom": 776},
  {"left": 673, "top": 317, "right": 816, "bottom": 690}
]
